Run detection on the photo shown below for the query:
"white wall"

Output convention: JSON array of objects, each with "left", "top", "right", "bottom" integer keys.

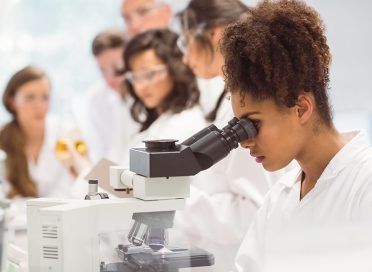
[{"left": 0, "top": 0, "right": 123, "bottom": 123}]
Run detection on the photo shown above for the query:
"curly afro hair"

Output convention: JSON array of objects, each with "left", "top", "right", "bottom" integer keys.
[{"left": 221, "top": 0, "right": 333, "bottom": 125}]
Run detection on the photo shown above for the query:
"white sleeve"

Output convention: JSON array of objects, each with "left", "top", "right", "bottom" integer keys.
[
  {"left": 234, "top": 198, "right": 270, "bottom": 272},
  {"left": 175, "top": 183, "right": 259, "bottom": 245},
  {"left": 174, "top": 147, "right": 281, "bottom": 246}
]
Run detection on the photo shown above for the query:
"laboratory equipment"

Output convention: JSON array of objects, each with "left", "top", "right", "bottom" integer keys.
[{"left": 27, "top": 117, "right": 256, "bottom": 271}]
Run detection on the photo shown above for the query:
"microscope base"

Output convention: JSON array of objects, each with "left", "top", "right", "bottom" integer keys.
[{"left": 101, "top": 246, "right": 214, "bottom": 272}]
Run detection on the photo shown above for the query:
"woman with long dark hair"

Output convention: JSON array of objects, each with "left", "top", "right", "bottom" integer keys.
[{"left": 110, "top": 29, "right": 206, "bottom": 164}]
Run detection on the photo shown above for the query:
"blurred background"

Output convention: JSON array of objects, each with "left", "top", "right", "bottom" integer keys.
[{"left": 0, "top": 0, "right": 371, "bottom": 139}]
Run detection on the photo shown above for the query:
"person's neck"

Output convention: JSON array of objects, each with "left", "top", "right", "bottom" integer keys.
[
  {"left": 297, "top": 125, "right": 347, "bottom": 199},
  {"left": 22, "top": 122, "right": 45, "bottom": 163},
  {"left": 216, "top": 52, "right": 225, "bottom": 77},
  {"left": 22, "top": 122, "right": 45, "bottom": 145}
]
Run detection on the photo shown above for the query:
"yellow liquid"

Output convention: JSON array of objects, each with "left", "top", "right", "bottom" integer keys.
[
  {"left": 55, "top": 138, "right": 87, "bottom": 160},
  {"left": 55, "top": 138, "right": 70, "bottom": 160},
  {"left": 75, "top": 140, "right": 87, "bottom": 155}
]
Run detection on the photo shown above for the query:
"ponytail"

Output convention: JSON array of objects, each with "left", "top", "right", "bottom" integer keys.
[{"left": 0, "top": 120, "right": 38, "bottom": 198}]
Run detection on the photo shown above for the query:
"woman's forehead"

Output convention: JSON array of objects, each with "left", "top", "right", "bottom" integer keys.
[
  {"left": 231, "top": 92, "right": 280, "bottom": 116},
  {"left": 17, "top": 78, "right": 50, "bottom": 94},
  {"left": 130, "top": 49, "right": 164, "bottom": 69}
]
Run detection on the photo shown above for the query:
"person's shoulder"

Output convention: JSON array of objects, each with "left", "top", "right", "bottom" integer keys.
[
  {"left": 197, "top": 76, "right": 224, "bottom": 89},
  {"left": 350, "top": 146, "right": 372, "bottom": 183},
  {"left": 84, "top": 81, "right": 110, "bottom": 101},
  {"left": 357, "top": 146, "right": 372, "bottom": 169},
  {"left": 171, "top": 105, "right": 206, "bottom": 124},
  {"left": 158, "top": 107, "right": 207, "bottom": 139},
  {"left": 344, "top": 131, "right": 372, "bottom": 177}
]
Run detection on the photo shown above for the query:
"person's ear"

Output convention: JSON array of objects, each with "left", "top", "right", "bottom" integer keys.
[
  {"left": 295, "top": 93, "right": 314, "bottom": 124},
  {"left": 209, "top": 26, "right": 224, "bottom": 47}
]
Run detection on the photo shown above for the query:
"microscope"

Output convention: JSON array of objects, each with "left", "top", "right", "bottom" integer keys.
[{"left": 27, "top": 117, "right": 256, "bottom": 272}]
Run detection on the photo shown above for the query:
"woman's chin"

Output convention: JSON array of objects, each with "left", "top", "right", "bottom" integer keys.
[{"left": 262, "top": 161, "right": 283, "bottom": 172}]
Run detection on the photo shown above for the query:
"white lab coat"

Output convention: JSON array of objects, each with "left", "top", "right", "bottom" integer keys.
[
  {"left": 2, "top": 116, "right": 77, "bottom": 199},
  {"left": 197, "top": 77, "right": 225, "bottom": 115},
  {"left": 235, "top": 131, "right": 372, "bottom": 272},
  {"left": 72, "top": 82, "right": 138, "bottom": 163},
  {"left": 29, "top": 116, "right": 80, "bottom": 198},
  {"left": 175, "top": 88, "right": 283, "bottom": 272},
  {"left": 73, "top": 104, "right": 206, "bottom": 201},
  {"left": 0, "top": 116, "right": 85, "bottom": 240},
  {"left": 119, "top": 105, "right": 207, "bottom": 166},
  {"left": 105, "top": 96, "right": 139, "bottom": 164}
]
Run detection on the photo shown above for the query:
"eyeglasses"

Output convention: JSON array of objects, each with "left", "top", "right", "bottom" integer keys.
[
  {"left": 14, "top": 94, "right": 50, "bottom": 105},
  {"left": 124, "top": 2, "right": 165, "bottom": 25},
  {"left": 177, "top": 34, "right": 189, "bottom": 55},
  {"left": 125, "top": 64, "right": 168, "bottom": 87},
  {"left": 177, "top": 23, "right": 207, "bottom": 55}
]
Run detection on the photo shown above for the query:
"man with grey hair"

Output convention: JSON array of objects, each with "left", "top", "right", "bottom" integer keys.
[{"left": 121, "top": 0, "right": 173, "bottom": 38}]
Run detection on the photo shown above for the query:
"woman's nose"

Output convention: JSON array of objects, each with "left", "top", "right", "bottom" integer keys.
[{"left": 133, "top": 81, "right": 147, "bottom": 93}]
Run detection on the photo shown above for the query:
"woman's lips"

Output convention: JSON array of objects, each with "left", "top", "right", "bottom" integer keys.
[
  {"left": 255, "top": 156, "right": 265, "bottom": 163},
  {"left": 141, "top": 94, "right": 153, "bottom": 102},
  {"left": 250, "top": 152, "right": 265, "bottom": 163}
]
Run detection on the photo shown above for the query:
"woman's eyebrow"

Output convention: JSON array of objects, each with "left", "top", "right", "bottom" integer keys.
[{"left": 239, "top": 111, "right": 260, "bottom": 119}]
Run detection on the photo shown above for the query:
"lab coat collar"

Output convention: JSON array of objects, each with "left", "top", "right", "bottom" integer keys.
[
  {"left": 321, "top": 130, "right": 369, "bottom": 179},
  {"left": 279, "top": 167, "right": 302, "bottom": 188},
  {"left": 280, "top": 130, "right": 370, "bottom": 188}
]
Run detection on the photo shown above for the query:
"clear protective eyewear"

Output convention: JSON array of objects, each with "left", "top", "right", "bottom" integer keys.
[
  {"left": 177, "top": 23, "right": 207, "bottom": 55},
  {"left": 14, "top": 93, "right": 50, "bottom": 105},
  {"left": 125, "top": 64, "right": 168, "bottom": 86},
  {"left": 176, "top": 34, "right": 189, "bottom": 55}
]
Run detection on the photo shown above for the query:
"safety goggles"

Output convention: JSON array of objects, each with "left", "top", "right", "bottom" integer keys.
[
  {"left": 14, "top": 93, "right": 50, "bottom": 105},
  {"left": 177, "top": 23, "right": 207, "bottom": 55},
  {"left": 125, "top": 64, "right": 168, "bottom": 86}
]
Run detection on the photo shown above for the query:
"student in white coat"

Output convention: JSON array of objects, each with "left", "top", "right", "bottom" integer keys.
[
  {"left": 73, "top": 29, "right": 138, "bottom": 163},
  {"left": 64, "top": 29, "right": 205, "bottom": 196},
  {"left": 0, "top": 66, "right": 79, "bottom": 199},
  {"left": 175, "top": 1, "right": 283, "bottom": 270},
  {"left": 113, "top": 28, "right": 206, "bottom": 165},
  {"left": 220, "top": 1, "right": 372, "bottom": 270}
]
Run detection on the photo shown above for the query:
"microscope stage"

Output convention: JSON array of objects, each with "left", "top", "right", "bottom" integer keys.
[{"left": 101, "top": 246, "right": 214, "bottom": 272}]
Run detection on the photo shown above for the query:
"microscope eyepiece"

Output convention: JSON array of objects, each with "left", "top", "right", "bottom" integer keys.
[
  {"left": 187, "top": 117, "right": 257, "bottom": 171},
  {"left": 221, "top": 118, "right": 257, "bottom": 150},
  {"left": 129, "top": 117, "right": 258, "bottom": 177}
]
